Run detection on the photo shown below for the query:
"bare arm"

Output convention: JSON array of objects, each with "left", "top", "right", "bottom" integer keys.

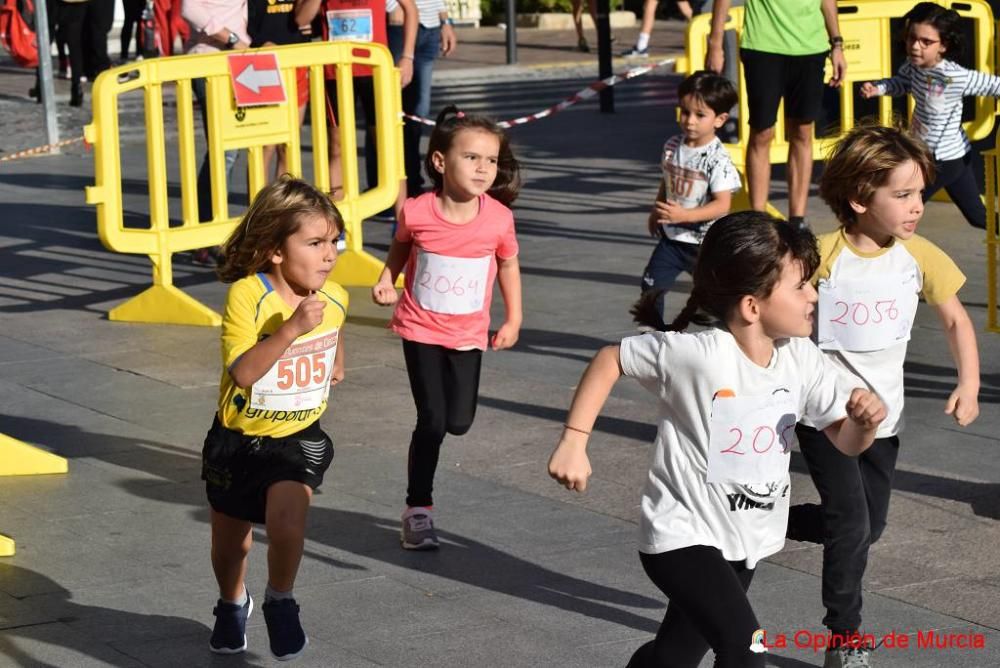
[
  {"left": 656, "top": 189, "right": 733, "bottom": 226},
  {"left": 821, "top": 0, "right": 846, "bottom": 87},
  {"left": 294, "top": 0, "right": 323, "bottom": 30},
  {"left": 821, "top": 388, "right": 886, "bottom": 456},
  {"left": 935, "top": 296, "right": 980, "bottom": 425},
  {"left": 371, "top": 237, "right": 413, "bottom": 304},
  {"left": 548, "top": 345, "right": 624, "bottom": 492},
  {"left": 395, "top": 0, "right": 418, "bottom": 86},
  {"left": 492, "top": 255, "right": 523, "bottom": 350},
  {"left": 230, "top": 295, "right": 326, "bottom": 388},
  {"left": 706, "top": 0, "right": 732, "bottom": 73}
]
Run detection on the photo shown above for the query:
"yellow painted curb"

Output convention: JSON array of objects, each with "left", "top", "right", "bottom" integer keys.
[{"left": 0, "top": 434, "right": 68, "bottom": 476}]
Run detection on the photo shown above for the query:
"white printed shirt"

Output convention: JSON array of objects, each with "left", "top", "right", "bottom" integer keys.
[{"left": 660, "top": 135, "right": 742, "bottom": 244}]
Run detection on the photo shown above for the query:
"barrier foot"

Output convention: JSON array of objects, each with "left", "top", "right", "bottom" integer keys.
[
  {"left": 0, "top": 535, "right": 13, "bottom": 557},
  {"left": 332, "top": 249, "right": 399, "bottom": 287},
  {"left": 109, "top": 285, "right": 222, "bottom": 327},
  {"left": 0, "top": 434, "right": 68, "bottom": 476},
  {"left": 731, "top": 189, "right": 786, "bottom": 221}
]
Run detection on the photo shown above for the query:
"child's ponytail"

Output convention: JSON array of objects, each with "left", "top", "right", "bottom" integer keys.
[{"left": 424, "top": 105, "right": 522, "bottom": 206}]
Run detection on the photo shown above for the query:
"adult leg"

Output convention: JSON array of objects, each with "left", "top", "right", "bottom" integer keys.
[
  {"left": 121, "top": 0, "right": 144, "bottom": 59},
  {"left": 210, "top": 509, "right": 253, "bottom": 601},
  {"left": 264, "top": 481, "right": 312, "bottom": 592},
  {"left": 356, "top": 76, "right": 378, "bottom": 192},
  {"left": 324, "top": 79, "right": 344, "bottom": 199},
  {"left": 402, "top": 340, "right": 450, "bottom": 508},
  {"left": 783, "top": 52, "right": 826, "bottom": 220},
  {"left": 404, "top": 26, "right": 439, "bottom": 196},
  {"left": 83, "top": 0, "right": 114, "bottom": 79},
  {"left": 741, "top": 49, "right": 783, "bottom": 212},
  {"left": 58, "top": 2, "right": 86, "bottom": 104},
  {"left": 629, "top": 546, "right": 764, "bottom": 668},
  {"left": 788, "top": 425, "right": 871, "bottom": 637},
  {"left": 785, "top": 119, "right": 814, "bottom": 219},
  {"left": 192, "top": 76, "right": 240, "bottom": 222}
]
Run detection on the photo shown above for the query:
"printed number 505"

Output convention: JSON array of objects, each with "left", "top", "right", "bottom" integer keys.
[{"left": 276, "top": 353, "right": 327, "bottom": 390}]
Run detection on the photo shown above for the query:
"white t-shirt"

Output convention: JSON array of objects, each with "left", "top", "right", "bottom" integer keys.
[
  {"left": 660, "top": 135, "right": 742, "bottom": 245},
  {"left": 802, "top": 230, "right": 965, "bottom": 438},
  {"left": 619, "top": 329, "right": 858, "bottom": 568}
]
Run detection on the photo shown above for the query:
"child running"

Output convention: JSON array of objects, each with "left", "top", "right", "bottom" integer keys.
[
  {"left": 201, "top": 176, "right": 348, "bottom": 660},
  {"left": 861, "top": 1, "right": 1000, "bottom": 230},
  {"left": 786, "top": 124, "right": 979, "bottom": 668},
  {"left": 372, "top": 106, "right": 523, "bottom": 550},
  {"left": 638, "top": 70, "right": 741, "bottom": 323},
  {"left": 549, "top": 211, "right": 887, "bottom": 668}
]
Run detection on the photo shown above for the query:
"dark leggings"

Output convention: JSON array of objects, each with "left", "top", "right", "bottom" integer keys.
[
  {"left": 57, "top": 1, "right": 86, "bottom": 90},
  {"left": 627, "top": 546, "right": 765, "bottom": 668},
  {"left": 402, "top": 339, "right": 482, "bottom": 507},
  {"left": 120, "top": 0, "right": 145, "bottom": 59},
  {"left": 923, "top": 152, "right": 987, "bottom": 230}
]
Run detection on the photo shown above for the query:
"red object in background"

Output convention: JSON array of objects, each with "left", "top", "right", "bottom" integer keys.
[{"left": 0, "top": 0, "right": 39, "bottom": 68}]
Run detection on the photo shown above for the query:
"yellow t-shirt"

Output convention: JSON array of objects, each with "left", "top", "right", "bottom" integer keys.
[
  {"left": 217, "top": 273, "right": 349, "bottom": 438},
  {"left": 803, "top": 229, "right": 965, "bottom": 437}
]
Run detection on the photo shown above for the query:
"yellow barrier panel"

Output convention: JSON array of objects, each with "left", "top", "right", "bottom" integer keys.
[
  {"left": 0, "top": 433, "right": 69, "bottom": 558},
  {"left": 682, "top": 1, "right": 995, "bottom": 177},
  {"left": 984, "top": 146, "right": 999, "bottom": 332},
  {"left": 0, "top": 433, "right": 68, "bottom": 476},
  {"left": 85, "top": 42, "right": 405, "bottom": 326}
]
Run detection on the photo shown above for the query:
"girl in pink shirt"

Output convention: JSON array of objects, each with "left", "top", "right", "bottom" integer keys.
[{"left": 372, "top": 106, "right": 523, "bottom": 550}]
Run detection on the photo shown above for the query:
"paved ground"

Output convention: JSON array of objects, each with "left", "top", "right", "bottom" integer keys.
[{"left": 1, "top": 18, "right": 998, "bottom": 668}]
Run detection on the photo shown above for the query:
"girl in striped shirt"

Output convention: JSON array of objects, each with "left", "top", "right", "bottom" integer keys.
[{"left": 861, "top": 2, "right": 1000, "bottom": 230}]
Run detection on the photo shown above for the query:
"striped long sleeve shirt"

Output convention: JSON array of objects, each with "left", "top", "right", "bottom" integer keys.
[{"left": 873, "top": 59, "right": 1000, "bottom": 161}]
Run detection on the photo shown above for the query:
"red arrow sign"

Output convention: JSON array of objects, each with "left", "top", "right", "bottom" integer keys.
[{"left": 227, "top": 53, "right": 287, "bottom": 107}]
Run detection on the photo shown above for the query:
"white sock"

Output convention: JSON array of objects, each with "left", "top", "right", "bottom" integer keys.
[
  {"left": 265, "top": 584, "right": 294, "bottom": 603},
  {"left": 636, "top": 33, "right": 650, "bottom": 50},
  {"left": 225, "top": 585, "right": 248, "bottom": 607}
]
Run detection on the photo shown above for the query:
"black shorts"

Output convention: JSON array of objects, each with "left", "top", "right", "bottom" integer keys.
[
  {"left": 740, "top": 49, "right": 827, "bottom": 129},
  {"left": 201, "top": 416, "right": 334, "bottom": 524}
]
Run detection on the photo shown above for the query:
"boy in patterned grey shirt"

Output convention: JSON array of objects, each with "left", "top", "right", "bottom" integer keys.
[{"left": 637, "top": 71, "right": 742, "bottom": 323}]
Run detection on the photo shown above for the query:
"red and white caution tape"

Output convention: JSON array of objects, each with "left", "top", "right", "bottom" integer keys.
[
  {"left": 404, "top": 57, "right": 676, "bottom": 128},
  {"left": 0, "top": 136, "right": 87, "bottom": 163}
]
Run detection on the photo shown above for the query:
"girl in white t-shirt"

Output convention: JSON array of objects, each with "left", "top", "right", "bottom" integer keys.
[
  {"left": 548, "top": 212, "right": 886, "bottom": 668},
  {"left": 372, "top": 106, "right": 523, "bottom": 551}
]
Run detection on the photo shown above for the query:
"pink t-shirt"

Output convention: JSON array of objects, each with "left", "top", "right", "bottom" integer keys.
[{"left": 390, "top": 192, "right": 519, "bottom": 350}]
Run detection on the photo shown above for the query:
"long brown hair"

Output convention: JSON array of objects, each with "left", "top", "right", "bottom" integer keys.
[
  {"left": 424, "top": 105, "right": 521, "bottom": 206},
  {"left": 632, "top": 212, "right": 819, "bottom": 331},
  {"left": 216, "top": 176, "right": 344, "bottom": 283}
]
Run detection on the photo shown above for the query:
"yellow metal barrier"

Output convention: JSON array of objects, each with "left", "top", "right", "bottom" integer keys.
[
  {"left": 0, "top": 433, "right": 69, "bottom": 557},
  {"left": 984, "top": 145, "right": 999, "bottom": 332},
  {"left": 681, "top": 1, "right": 996, "bottom": 177},
  {"left": 85, "top": 42, "right": 404, "bottom": 326}
]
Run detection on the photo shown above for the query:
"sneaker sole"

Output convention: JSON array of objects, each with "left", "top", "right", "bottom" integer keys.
[
  {"left": 272, "top": 634, "right": 309, "bottom": 661},
  {"left": 209, "top": 596, "right": 253, "bottom": 654}
]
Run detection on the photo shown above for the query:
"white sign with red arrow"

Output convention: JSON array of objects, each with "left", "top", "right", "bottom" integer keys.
[{"left": 227, "top": 53, "right": 287, "bottom": 107}]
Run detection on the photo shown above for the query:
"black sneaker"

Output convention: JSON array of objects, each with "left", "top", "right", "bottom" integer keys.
[
  {"left": 209, "top": 592, "right": 253, "bottom": 654},
  {"left": 263, "top": 597, "right": 309, "bottom": 661}
]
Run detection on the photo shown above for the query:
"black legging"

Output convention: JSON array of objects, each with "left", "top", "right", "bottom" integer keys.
[
  {"left": 923, "top": 152, "right": 987, "bottom": 230},
  {"left": 57, "top": 1, "right": 86, "bottom": 89},
  {"left": 120, "top": 0, "right": 145, "bottom": 60},
  {"left": 627, "top": 546, "right": 766, "bottom": 668},
  {"left": 401, "top": 339, "right": 482, "bottom": 507}
]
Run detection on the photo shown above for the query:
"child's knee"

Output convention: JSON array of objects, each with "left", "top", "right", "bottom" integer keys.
[{"left": 446, "top": 417, "right": 473, "bottom": 436}]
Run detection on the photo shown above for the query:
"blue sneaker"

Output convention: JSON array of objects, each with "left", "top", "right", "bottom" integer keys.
[
  {"left": 209, "top": 592, "right": 253, "bottom": 654},
  {"left": 263, "top": 597, "right": 309, "bottom": 661}
]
